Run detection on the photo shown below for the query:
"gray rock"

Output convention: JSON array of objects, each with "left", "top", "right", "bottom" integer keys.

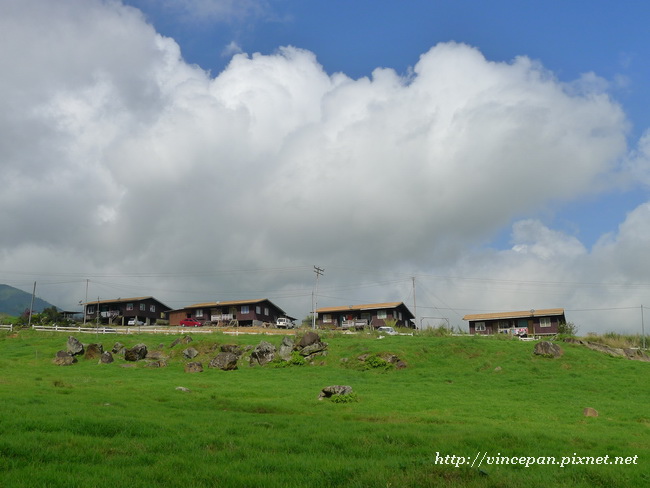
[
  {"left": 53, "top": 350, "right": 77, "bottom": 366},
  {"left": 184, "top": 361, "right": 203, "bottom": 373},
  {"left": 85, "top": 343, "right": 103, "bottom": 360},
  {"left": 298, "top": 331, "right": 320, "bottom": 348},
  {"left": 298, "top": 341, "right": 328, "bottom": 358},
  {"left": 318, "top": 385, "right": 353, "bottom": 400},
  {"left": 146, "top": 350, "right": 168, "bottom": 360},
  {"left": 209, "top": 352, "right": 239, "bottom": 371},
  {"left": 220, "top": 344, "right": 243, "bottom": 357},
  {"left": 112, "top": 342, "right": 125, "bottom": 355},
  {"left": 124, "top": 343, "right": 148, "bottom": 361},
  {"left": 100, "top": 351, "right": 114, "bottom": 364},
  {"left": 146, "top": 359, "right": 167, "bottom": 368},
  {"left": 278, "top": 336, "right": 294, "bottom": 361},
  {"left": 533, "top": 341, "right": 563, "bottom": 358},
  {"left": 171, "top": 335, "right": 193, "bottom": 348},
  {"left": 250, "top": 341, "right": 276, "bottom": 366},
  {"left": 175, "top": 386, "right": 191, "bottom": 392},
  {"left": 583, "top": 407, "right": 599, "bottom": 417},
  {"left": 66, "top": 336, "right": 84, "bottom": 356},
  {"left": 182, "top": 347, "right": 199, "bottom": 360}
]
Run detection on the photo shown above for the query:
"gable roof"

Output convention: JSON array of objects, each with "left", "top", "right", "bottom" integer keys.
[
  {"left": 317, "top": 302, "right": 414, "bottom": 318},
  {"left": 462, "top": 308, "right": 565, "bottom": 321},
  {"left": 177, "top": 298, "right": 287, "bottom": 315},
  {"left": 83, "top": 296, "right": 171, "bottom": 309}
]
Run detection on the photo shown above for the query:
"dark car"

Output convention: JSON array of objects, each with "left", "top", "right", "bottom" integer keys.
[{"left": 180, "top": 318, "right": 203, "bottom": 327}]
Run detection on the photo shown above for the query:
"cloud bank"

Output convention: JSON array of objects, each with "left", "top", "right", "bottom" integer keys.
[{"left": 1, "top": 0, "right": 649, "bottom": 334}]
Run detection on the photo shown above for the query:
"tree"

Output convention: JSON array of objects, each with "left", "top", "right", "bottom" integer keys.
[{"left": 558, "top": 321, "right": 578, "bottom": 336}]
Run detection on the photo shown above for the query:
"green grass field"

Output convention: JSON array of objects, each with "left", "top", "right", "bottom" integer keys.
[{"left": 0, "top": 329, "right": 647, "bottom": 487}]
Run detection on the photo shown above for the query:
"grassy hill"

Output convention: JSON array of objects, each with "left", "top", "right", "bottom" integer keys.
[
  {"left": 0, "top": 329, "right": 647, "bottom": 487},
  {"left": 0, "top": 284, "right": 58, "bottom": 316}
]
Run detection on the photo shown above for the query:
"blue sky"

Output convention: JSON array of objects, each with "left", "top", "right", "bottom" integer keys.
[{"left": 2, "top": 0, "right": 650, "bottom": 334}]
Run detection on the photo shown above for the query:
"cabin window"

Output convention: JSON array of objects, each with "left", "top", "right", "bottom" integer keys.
[
  {"left": 377, "top": 310, "right": 387, "bottom": 319},
  {"left": 256, "top": 306, "right": 261, "bottom": 314},
  {"left": 87, "top": 305, "right": 95, "bottom": 314},
  {"left": 196, "top": 309, "right": 203, "bottom": 318},
  {"left": 264, "top": 307, "right": 269, "bottom": 316},
  {"left": 540, "top": 317, "right": 551, "bottom": 328},
  {"left": 150, "top": 305, "right": 156, "bottom": 312},
  {"left": 241, "top": 305, "right": 250, "bottom": 314},
  {"left": 126, "top": 303, "right": 133, "bottom": 311},
  {"left": 140, "top": 303, "right": 146, "bottom": 311},
  {"left": 323, "top": 314, "right": 332, "bottom": 323},
  {"left": 475, "top": 322, "right": 486, "bottom": 331}
]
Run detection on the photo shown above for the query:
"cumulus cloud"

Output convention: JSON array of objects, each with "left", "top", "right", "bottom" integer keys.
[{"left": 1, "top": 0, "right": 649, "bottom": 334}]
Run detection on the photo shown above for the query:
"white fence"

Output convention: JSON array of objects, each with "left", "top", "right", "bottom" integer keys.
[
  {"left": 0, "top": 324, "right": 14, "bottom": 331},
  {"left": 29, "top": 324, "right": 207, "bottom": 335}
]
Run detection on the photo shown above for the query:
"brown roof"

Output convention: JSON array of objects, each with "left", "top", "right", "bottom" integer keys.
[
  {"left": 186, "top": 298, "right": 270, "bottom": 309},
  {"left": 316, "top": 302, "right": 406, "bottom": 313},
  {"left": 462, "top": 308, "right": 565, "bottom": 321},
  {"left": 83, "top": 296, "right": 152, "bottom": 305}
]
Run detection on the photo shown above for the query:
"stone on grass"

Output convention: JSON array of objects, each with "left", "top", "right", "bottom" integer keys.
[
  {"left": 53, "top": 350, "right": 77, "bottom": 366},
  {"left": 278, "top": 336, "right": 294, "bottom": 361},
  {"left": 250, "top": 341, "right": 276, "bottom": 366},
  {"left": 185, "top": 361, "right": 203, "bottom": 373},
  {"left": 124, "top": 343, "right": 148, "bottom": 362},
  {"left": 583, "top": 407, "right": 599, "bottom": 417},
  {"left": 100, "top": 351, "right": 114, "bottom": 364},
  {"left": 318, "top": 385, "right": 353, "bottom": 400},
  {"left": 66, "top": 336, "right": 84, "bottom": 356},
  {"left": 209, "top": 352, "right": 239, "bottom": 371},
  {"left": 182, "top": 347, "right": 199, "bottom": 360},
  {"left": 533, "top": 341, "right": 563, "bottom": 358},
  {"left": 85, "top": 343, "right": 103, "bottom": 360},
  {"left": 171, "top": 335, "right": 193, "bottom": 348}
]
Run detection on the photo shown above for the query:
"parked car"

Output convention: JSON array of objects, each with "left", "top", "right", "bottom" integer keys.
[
  {"left": 180, "top": 318, "right": 203, "bottom": 327},
  {"left": 377, "top": 326, "right": 398, "bottom": 335},
  {"left": 275, "top": 317, "right": 295, "bottom": 328},
  {"left": 127, "top": 318, "right": 144, "bottom": 326}
]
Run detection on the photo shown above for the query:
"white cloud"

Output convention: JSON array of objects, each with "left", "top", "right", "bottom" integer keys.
[{"left": 1, "top": 0, "right": 648, "bottom": 335}]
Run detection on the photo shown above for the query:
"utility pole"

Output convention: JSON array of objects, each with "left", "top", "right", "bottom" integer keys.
[
  {"left": 312, "top": 266, "right": 324, "bottom": 329},
  {"left": 412, "top": 276, "right": 417, "bottom": 330},
  {"left": 83, "top": 279, "right": 89, "bottom": 325},
  {"left": 27, "top": 281, "right": 36, "bottom": 328},
  {"left": 642, "top": 305, "right": 646, "bottom": 350}
]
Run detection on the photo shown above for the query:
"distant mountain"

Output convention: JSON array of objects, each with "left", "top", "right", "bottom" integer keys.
[{"left": 0, "top": 284, "right": 59, "bottom": 316}]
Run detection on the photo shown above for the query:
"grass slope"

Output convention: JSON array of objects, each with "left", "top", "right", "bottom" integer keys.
[{"left": 0, "top": 330, "right": 647, "bottom": 487}]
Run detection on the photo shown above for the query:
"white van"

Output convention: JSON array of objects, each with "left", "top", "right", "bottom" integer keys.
[{"left": 276, "top": 317, "right": 295, "bottom": 329}]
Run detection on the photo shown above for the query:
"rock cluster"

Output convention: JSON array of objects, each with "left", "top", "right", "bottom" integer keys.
[{"left": 563, "top": 338, "right": 650, "bottom": 362}]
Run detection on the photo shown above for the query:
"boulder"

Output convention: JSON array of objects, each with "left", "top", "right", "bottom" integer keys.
[
  {"left": 298, "top": 341, "right": 328, "bottom": 358},
  {"left": 278, "top": 336, "right": 295, "bottom": 361},
  {"left": 99, "top": 351, "right": 114, "bottom": 364},
  {"left": 583, "top": 407, "right": 599, "bottom": 417},
  {"left": 146, "top": 350, "right": 167, "bottom": 360},
  {"left": 182, "top": 347, "right": 199, "bottom": 360},
  {"left": 533, "top": 341, "right": 563, "bottom": 358},
  {"left": 112, "top": 342, "right": 125, "bottom": 355},
  {"left": 250, "top": 341, "right": 276, "bottom": 366},
  {"left": 298, "top": 331, "right": 320, "bottom": 348},
  {"left": 124, "top": 343, "right": 148, "bottom": 362},
  {"left": 146, "top": 359, "right": 167, "bottom": 368},
  {"left": 185, "top": 361, "right": 203, "bottom": 373},
  {"left": 85, "top": 343, "right": 103, "bottom": 360},
  {"left": 66, "top": 336, "right": 84, "bottom": 356},
  {"left": 220, "top": 344, "right": 243, "bottom": 357},
  {"left": 171, "top": 335, "right": 193, "bottom": 348},
  {"left": 209, "top": 352, "right": 239, "bottom": 371},
  {"left": 318, "top": 385, "right": 353, "bottom": 400},
  {"left": 175, "top": 386, "right": 191, "bottom": 392},
  {"left": 53, "top": 350, "right": 77, "bottom": 366}
]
